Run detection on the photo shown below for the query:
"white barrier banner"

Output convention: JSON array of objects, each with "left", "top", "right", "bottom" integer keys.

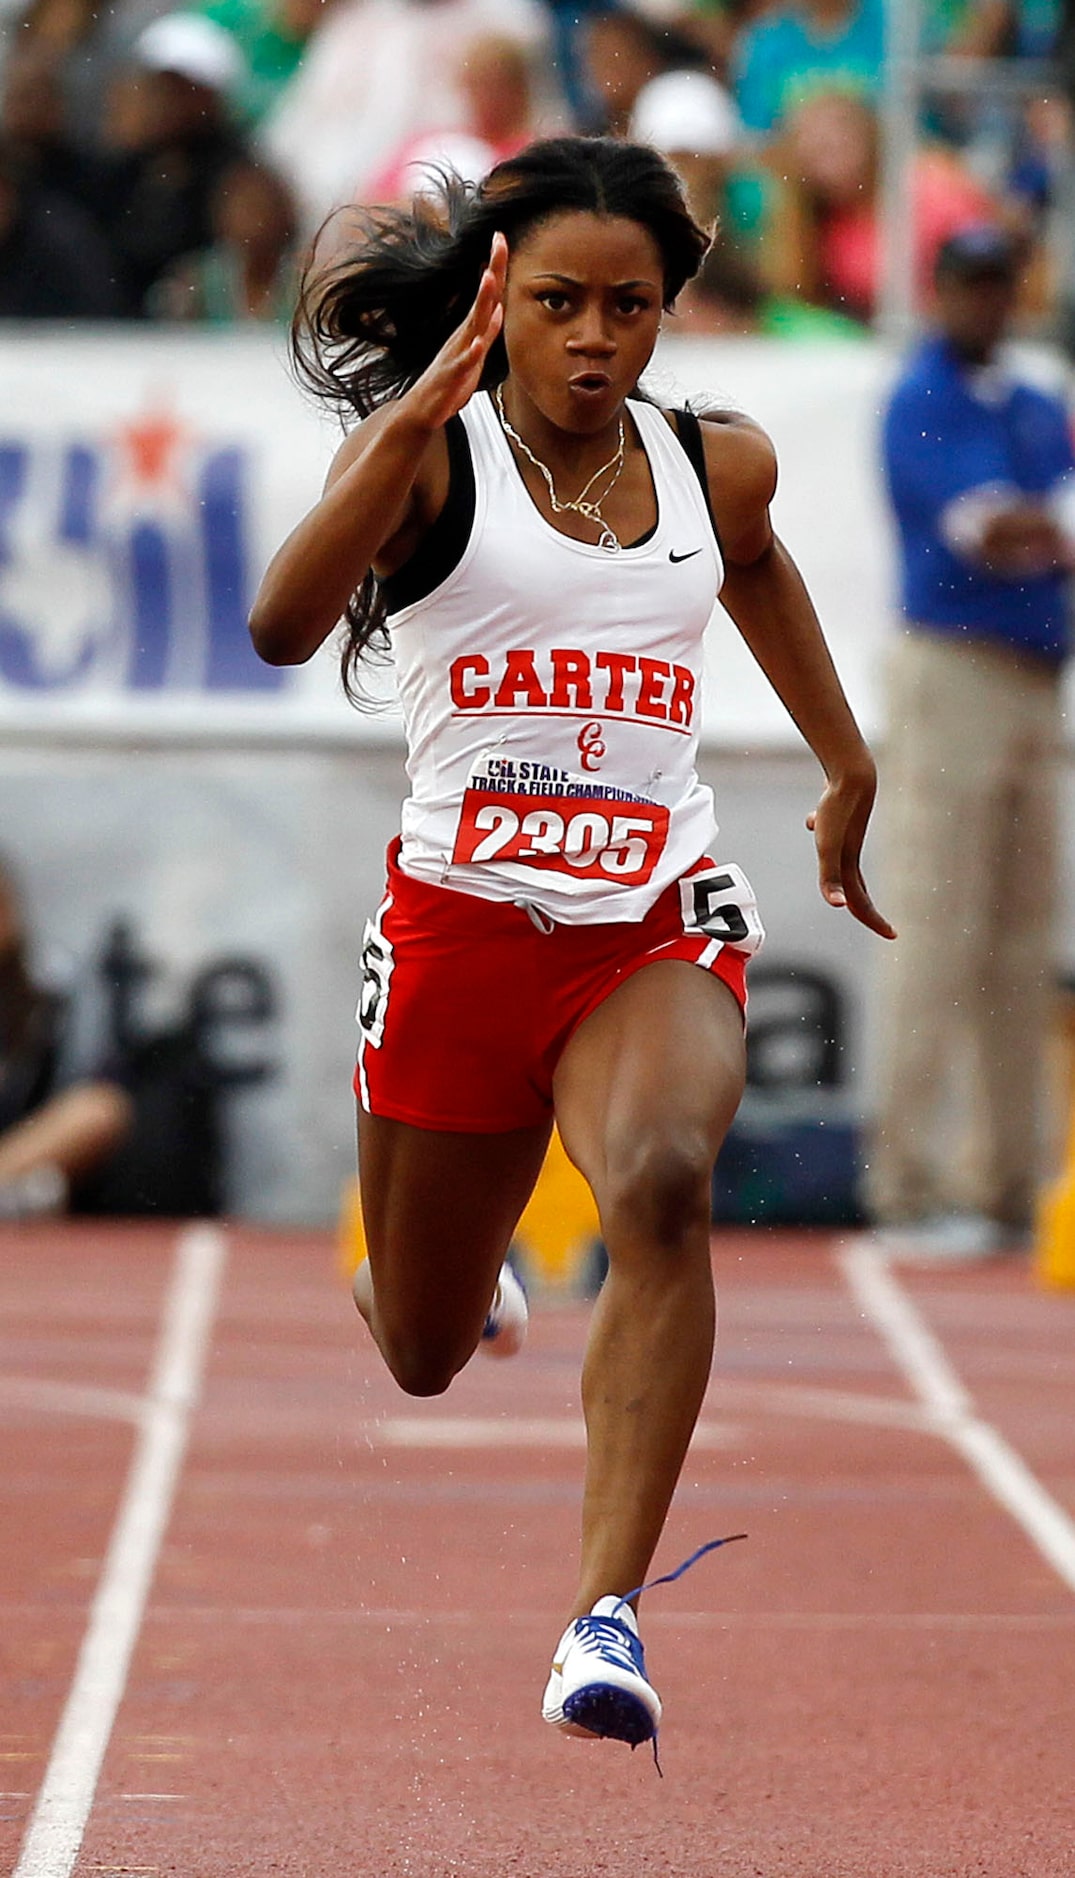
[
  {"left": 0, "top": 327, "right": 1065, "bottom": 745},
  {"left": 0, "top": 328, "right": 378, "bottom": 738}
]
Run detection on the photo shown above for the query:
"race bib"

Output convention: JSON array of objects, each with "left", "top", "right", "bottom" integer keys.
[
  {"left": 452, "top": 754, "right": 668, "bottom": 885},
  {"left": 679, "top": 861, "right": 765, "bottom": 955}
]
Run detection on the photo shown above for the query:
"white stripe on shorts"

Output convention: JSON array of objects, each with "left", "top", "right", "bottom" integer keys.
[{"left": 355, "top": 1032, "right": 371, "bottom": 1111}]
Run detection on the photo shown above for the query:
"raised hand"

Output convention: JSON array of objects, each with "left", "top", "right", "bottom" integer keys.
[{"left": 400, "top": 232, "right": 508, "bottom": 434}]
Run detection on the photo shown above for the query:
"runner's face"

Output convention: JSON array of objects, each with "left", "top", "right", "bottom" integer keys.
[{"left": 501, "top": 212, "right": 665, "bottom": 433}]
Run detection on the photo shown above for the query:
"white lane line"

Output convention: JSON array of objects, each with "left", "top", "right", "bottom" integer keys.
[
  {"left": 371, "top": 1415, "right": 738, "bottom": 1449},
  {"left": 66, "top": 1604, "right": 1075, "bottom": 1632},
  {"left": 13, "top": 1223, "right": 227, "bottom": 1878},
  {"left": 0, "top": 1378, "right": 146, "bottom": 1424},
  {"left": 374, "top": 1415, "right": 586, "bottom": 1448},
  {"left": 371, "top": 1386, "right": 929, "bottom": 1453},
  {"left": 840, "top": 1240, "right": 1075, "bottom": 1596},
  {"left": 717, "top": 1379, "right": 931, "bottom": 1433}
]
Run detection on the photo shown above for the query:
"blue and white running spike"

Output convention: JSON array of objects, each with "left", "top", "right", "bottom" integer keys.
[
  {"left": 480, "top": 1260, "right": 528, "bottom": 1358},
  {"left": 541, "top": 1534, "right": 747, "bottom": 1768}
]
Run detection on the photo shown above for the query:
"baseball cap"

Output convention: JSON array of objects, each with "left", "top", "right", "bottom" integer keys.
[
  {"left": 133, "top": 12, "right": 246, "bottom": 93},
  {"left": 934, "top": 224, "right": 1021, "bottom": 283},
  {"left": 630, "top": 70, "right": 740, "bottom": 160}
]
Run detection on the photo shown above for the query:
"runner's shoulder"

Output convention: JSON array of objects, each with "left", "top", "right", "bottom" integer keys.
[{"left": 695, "top": 410, "right": 777, "bottom": 508}]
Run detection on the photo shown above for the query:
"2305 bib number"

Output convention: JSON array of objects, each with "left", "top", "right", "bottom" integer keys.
[{"left": 452, "top": 789, "right": 669, "bottom": 883}]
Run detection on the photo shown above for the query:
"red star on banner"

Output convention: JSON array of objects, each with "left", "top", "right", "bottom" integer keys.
[{"left": 117, "top": 407, "right": 188, "bottom": 489}]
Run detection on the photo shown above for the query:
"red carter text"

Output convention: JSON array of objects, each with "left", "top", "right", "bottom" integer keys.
[{"left": 449, "top": 646, "right": 696, "bottom": 729}]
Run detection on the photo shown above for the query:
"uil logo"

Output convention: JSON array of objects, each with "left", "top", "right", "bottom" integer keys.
[
  {"left": 0, "top": 404, "right": 283, "bottom": 693},
  {"left": 577, "top": 720, "right": 606, "bottom": 772}
]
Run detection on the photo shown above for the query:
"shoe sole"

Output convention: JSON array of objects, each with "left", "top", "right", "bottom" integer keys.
[{"left": 560, "top": 1682, "right": 656, "bottom": 1746}]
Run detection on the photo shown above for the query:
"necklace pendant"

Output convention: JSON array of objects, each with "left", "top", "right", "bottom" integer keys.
[{"left": 598, "top": 526, "right": 620, "bottom": 552}]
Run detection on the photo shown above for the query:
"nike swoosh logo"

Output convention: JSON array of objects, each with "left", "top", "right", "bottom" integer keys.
[{"left": 669, "top": 548, "right": 702, "bottom": 563}]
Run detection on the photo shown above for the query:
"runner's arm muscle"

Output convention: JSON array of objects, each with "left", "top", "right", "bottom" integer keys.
[
  {"left": 248, "top": 409, "right": 444, "bottom": 665},
  {"left": 249, "top": 235, "right": 507, "bottom": 666},
  {"left": 702, "top": 415, "right": 895, "bottom": 939}
]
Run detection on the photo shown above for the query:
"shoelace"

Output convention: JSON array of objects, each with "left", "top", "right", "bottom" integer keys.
[
  {"left": 618, "top": 1532, "right": 748, "bottom": 1614},
  {"left": 612, "top": 1533, "right": 749, "bottom": 1775},
  {"left": 571, "top": 1614, "right": 645, "bottom": 1672}
]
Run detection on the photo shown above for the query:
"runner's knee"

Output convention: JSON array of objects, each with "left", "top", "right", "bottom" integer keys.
[
  {"left": 379, "top": 1329, "right": 469, "bottom": 1398},
  {"left": 602, "top": 1135, "right": 714, "bottom": 1255}
]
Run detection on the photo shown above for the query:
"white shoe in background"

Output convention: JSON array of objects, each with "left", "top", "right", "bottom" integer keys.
[
  {"left": 480, "top": 1260, "right": 528, "bottom": 1357},
  {"left": 872, "top": 1213, "right": 1022, "bottom": 1263},
  {"left": 0, "top": 1164, "right": 67, "bottom": 1220},
  {"left": 353, "top": 1255, "right": 528, "bottom": 1358}
]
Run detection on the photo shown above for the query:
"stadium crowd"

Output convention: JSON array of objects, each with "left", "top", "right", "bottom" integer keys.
[{"left": 0, "top": 0, "right": 1067, "bottom": 327}]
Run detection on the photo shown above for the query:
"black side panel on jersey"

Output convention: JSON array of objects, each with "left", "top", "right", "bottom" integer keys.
[
  {"left": 382, "top": 414, "right": 476, "bottom": 615},
  {"left": 672, "top": 407, "right": 723, "bottom": 555}
]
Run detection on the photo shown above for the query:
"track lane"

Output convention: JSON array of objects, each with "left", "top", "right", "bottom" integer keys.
[
  {"left": 2, "top": 1224, "right": 225, "bottom": 1878},
  {"left": 3, "top": 1225, "right": 1073, "bottom": 1877}
]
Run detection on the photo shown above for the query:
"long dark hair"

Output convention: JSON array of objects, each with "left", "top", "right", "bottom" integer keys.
[{"left": 291, "top": 136, "right": 710, "bottom": 702}]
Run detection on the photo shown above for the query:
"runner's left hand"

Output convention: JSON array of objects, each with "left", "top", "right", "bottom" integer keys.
[{"left": 806, "top": 770, "right": 896, "bottom": 940}]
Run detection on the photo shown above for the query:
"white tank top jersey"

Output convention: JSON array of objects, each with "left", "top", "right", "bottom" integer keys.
[{"left": 388, "top": 389, "right": 728, "bottom": 924}]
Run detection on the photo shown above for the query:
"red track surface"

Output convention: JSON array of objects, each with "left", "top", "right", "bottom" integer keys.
[{"left": 2, "top": 1221, "right": 1074, "bottom": 1877}]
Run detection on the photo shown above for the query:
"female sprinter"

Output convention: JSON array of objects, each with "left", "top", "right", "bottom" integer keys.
[{"left": 249, "top": 137, "right": 893, "bottom": 1755}]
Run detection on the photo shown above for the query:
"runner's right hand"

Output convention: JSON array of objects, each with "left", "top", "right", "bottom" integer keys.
[{"left": 398, "top": 234, "right": 507, "bottom": 434}]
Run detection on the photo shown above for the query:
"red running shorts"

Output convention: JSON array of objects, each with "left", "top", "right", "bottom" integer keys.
[{"left": 353, "top": 839, "right": 763, "bottom": 1133}]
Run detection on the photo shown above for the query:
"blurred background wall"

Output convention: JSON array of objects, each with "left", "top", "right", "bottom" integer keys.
[
  {"left": 3, "top": 328, "right": 1072, "bottom": 1222},
  {"left": 2, "top": 0, "right": 1073, "bottom": 1224}
]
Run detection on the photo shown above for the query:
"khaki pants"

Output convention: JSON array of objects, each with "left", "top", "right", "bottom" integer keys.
[{"left": 867, "top": 630, "right": 1061, "bottom": 1227}]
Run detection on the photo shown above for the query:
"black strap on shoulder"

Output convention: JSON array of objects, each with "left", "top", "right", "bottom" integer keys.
[
  {"left": 381, "top": 413, "right": 476, "bottom": 615},
  {"left": 671, "top": 407, "right": 722, "bottom": 554}
]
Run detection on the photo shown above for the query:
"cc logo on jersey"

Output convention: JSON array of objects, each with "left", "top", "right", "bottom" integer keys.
[{"left": 577, "top": 720, "right": 606, "bottom": 771}]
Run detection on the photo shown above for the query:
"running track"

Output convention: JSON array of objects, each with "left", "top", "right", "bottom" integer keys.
[{"left": 2, "top": 1221, "right": 1073, "bottom": 1878}]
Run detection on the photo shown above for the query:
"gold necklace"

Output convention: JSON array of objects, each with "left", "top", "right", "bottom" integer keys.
[{"left": 494, "top": 384, "right": 625, "bottom": 552}]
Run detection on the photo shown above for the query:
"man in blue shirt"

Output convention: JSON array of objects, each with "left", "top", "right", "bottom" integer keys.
[{"left": 870, "top": 224, "right": 1075, "bottom": 1257}]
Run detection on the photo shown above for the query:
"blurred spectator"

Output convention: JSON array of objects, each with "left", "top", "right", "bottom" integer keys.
[
  {"left": 259, "top": 0, "right": 555, "bottom": 236},
  {"left": 0, "top": 857, "right": 131, "bottom": 1218},
  {"left": 580, "top": 6, "right": 739, "bottom": 224},
  {"left": 869, "top": 226, "right": 1075, "bottom": 1258},
  {"left": 941, "top": 0, "right": 1063, "bottom": 58},
  {"left": 672, "top": 234, "right": 867, "bottom": 334},
  {"left": 196, "top": 0, "right": 337, "bottom": 126},
  {"left": 731, "top": 0, "right": 884, "bottom": 138},
  {"left": 997, "top": 93, "right": 1072, "bottom": 325},
  {"left": 926, "top": 5, "right": 1068, "bottom": 206},
  {"left": 365, "top": 31, "right": 536, "bottom": 203},
  {"left": 150, "top": 152, "right": 298, "bottom": 318},
  {"left": 1, "top": 40, "right": 85, "bottom": 195},
  {"left": 1006, "top": 95, "right": 1071, "bottom": 230},
  {"left": 672, "top": 0, "right": 774, "bottom": 85},
  {"left": 584, "top": 5, "right": 666, "bottom": 136},
  {"left": 629, "top": 64, "right": 739, "bottom": 222},
  {"left": 94, "top": 9, "right": 250, "bottom": 315},
  {"left": 920, "top": 0, "right": 1027, "bottom": 57},
  {"left": 539, "top": 0, "right": 608, "bottom": 126},
  {"left": 9, "top": 0, "right": 176, "bottom": 155},
  {"left": 762, "top": 89, "right": 1002, "bottom": 322},
  {"left": 0, "top": 130, "right": 121, "bottom": 313}
]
